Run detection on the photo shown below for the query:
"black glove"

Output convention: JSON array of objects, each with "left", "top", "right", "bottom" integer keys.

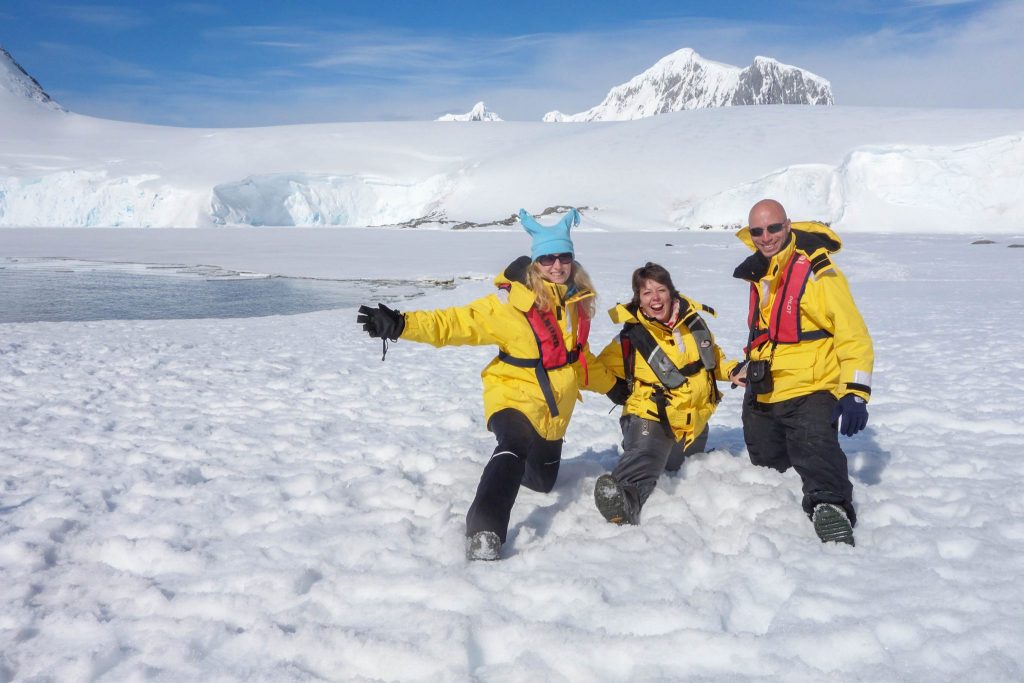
[
  {"left": 356, "top": 303, "right": 405, "bottom": 341},
  {"left": 503, "top": 255, "right": 532, "bottom": 284},
  {"left": 729, "top": 360, "right": 748, "bottom": 388},
  {"left": 606, "top": 378, "right": 630, "bottom": 406},
  {"left": 831, "top": 394, "right": 868, "bottom": 437}
]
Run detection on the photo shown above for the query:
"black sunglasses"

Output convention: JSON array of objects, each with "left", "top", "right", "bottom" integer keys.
[
  {"left": 536, "top": 252, "right": 573, "bottom": 266},
  {"left": 749, "top": 222, "right": 786, "bottom": 237}
]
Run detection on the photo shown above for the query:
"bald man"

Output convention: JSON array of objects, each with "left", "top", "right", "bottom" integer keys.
[{"left": 733, "top": 199, "right": 873, "bottom": 546}]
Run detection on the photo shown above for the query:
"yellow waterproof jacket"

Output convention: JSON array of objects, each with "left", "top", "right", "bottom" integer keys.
[
  {"left": 734, "top": 221, "right": 874, "bottom": 404},
  {"left": 400, "top": 271, "right": 600, "bottom": 440},
  {"left": 586, "top": 298, "right": 739, "bottom": 446}
]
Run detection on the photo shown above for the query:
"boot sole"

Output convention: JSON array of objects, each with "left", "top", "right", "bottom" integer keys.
[
  {"left": 466, "top": 531, "right": 501, "bottom": 561},
  {"left": 813, "top": 504, "right": 855, "bottom": 546},
  {"left": 594, "top": 474, "right": 627, "bottom": 525}
]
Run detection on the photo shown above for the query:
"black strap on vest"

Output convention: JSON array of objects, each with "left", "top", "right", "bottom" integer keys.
[
  {"left": 749, "top": 326, "right": 833, "bottom": 344},
  {"left": 497, "top": 349, "right": 580, "bottom": 417},
  {"left": 650, "top": 386, "right": 674, "bottom": 438}
]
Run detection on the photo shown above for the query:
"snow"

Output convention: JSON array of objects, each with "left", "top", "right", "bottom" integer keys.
[
  {"left": 0, "top": 48, "right": 64, "bottom": 112},
  {"left": 2, "top": 228, "right": 1024, "bottom": 681},
  {"left": 1, "top": 94, "right": 1022, "bottom": 232}
]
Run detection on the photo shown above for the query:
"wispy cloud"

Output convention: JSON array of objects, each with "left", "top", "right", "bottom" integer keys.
[
  {"left": 50, "top": 3, "right": 149, "bottom": 30},
  {"left": 902, "top": 0, "right": 983, "bottom": 6},
  {"left": 792, "top": 0, "right": 1024, "bottom": 107}
]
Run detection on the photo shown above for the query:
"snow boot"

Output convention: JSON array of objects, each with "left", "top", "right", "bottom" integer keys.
[
  {"left": 812, "top": 503, "right": 855, "bottom": 546},
  {"left": 466, "top": 530, "right": 501, "bottom": 561},
  {"left": 594, "top": 474, "right": 629, "bottom": 525}
]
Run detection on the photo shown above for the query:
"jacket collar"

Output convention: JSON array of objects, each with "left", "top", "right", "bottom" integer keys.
[
  {"left": 496, "top": 275, "right": 590, "bottom": 313},
  {"left": 609, "top": 297, "right": 684, "bottom": 331},
  {"left": 733, "top": 223, "right": 842, "bottom": 282}
]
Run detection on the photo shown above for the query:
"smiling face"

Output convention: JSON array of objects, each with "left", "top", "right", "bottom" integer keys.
[
  {"left": 638, "top": 278, "right": 672, "bottom": 323},
  {"left": 535, "top": 253, "right": 572, "bottom": 284},
  {"left": 748, "top": 199, "right": 792, "bottom": 258}
]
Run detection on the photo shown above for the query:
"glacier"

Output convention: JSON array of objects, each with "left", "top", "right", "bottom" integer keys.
[
  {"left": 208, "top": 172, "right": 451, "bottom": 227},
  {"left": 1, "top": 107, "right": 1022, "bottom": 232},
  {"left": 672, "top": 134, "right": 1024, "bottom": 230}
]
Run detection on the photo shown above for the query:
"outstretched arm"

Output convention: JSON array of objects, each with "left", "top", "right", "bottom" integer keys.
[
  {"left": 578, "top": 339, "right": 622, "bottom": 395},
  {"left": 712, "top": 343, "right": 742, "bottom": 383},
  {"left": 399, "top": 294, "right": 506, "bottom": 348}
]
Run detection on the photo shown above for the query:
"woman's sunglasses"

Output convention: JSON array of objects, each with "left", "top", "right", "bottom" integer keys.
[
  {"left": 537, "top": 252, "right": 574, "bottom": 266},
  {"left": 749, "top": 222, "right": 786, "bottom": 237}
]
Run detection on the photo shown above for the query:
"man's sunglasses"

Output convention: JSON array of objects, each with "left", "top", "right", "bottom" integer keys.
[
  {"left": 749, "top": 222, "right": 786, "bottom": 237},
  {"left": 537, "top": 252, "right": 573, "bottom": 266}
]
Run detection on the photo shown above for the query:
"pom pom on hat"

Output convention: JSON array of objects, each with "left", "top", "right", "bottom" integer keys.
[{"left": 519, "top": 208, "right": 580, "bottom": 261}]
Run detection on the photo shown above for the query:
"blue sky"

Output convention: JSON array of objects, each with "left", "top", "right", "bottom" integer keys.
[{"left": 1, "top": 0, "right": 1020, "bottom": 126}]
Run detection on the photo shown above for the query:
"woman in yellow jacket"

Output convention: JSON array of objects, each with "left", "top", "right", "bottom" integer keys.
[
  {"left": 585, "top": 263, "right": 742, "bottom": 525},
  {"left": 357, "top": 208, "right": 609, "bottom": 561}
]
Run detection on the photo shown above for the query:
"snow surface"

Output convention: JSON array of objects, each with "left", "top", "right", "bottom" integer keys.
[
  {"left": 2, "top": 227, "right": 1024, "bottom": 681},
  {"left": 1, "top": 86, "right": 1022, "bottom": 232}
]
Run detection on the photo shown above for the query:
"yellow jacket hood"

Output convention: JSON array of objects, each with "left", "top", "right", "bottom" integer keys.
[
  {"left": 736, "top": 220, "right": 842, "bottom": 252},
  {"left": 493, "top": 255, "right": 592, "bottom": 311},
  {"left": 734, "top": 221, "right": 842, "bottom": 283}
]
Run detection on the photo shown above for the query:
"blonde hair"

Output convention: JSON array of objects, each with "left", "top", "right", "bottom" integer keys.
[{"left": 526, "top": 261, "right": 597, "bottom": 319}]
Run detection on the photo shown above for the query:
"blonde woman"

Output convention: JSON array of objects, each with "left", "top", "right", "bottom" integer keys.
[{"left": 357, "top": 208, "right": 615, "bottom": 560}]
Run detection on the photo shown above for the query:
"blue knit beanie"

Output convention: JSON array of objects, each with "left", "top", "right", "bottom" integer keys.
[{"left": 519, "top": 208, "right": 579, "bottom": 261}]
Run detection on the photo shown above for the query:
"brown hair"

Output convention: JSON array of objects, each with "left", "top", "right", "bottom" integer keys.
[{"left": 629, "top": 262, "right": 679, "bottom": 310}]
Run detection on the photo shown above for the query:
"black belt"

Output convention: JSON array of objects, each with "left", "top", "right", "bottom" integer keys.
[
  {"left": 497, "top": 349, "right": 580, "bottom": 417},
  {"left": 751, "top": 328, "right": 833, "bottom": 344}
]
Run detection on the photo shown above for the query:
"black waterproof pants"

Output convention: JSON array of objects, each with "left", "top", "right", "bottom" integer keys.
[
  {"left": 466, "top": 409, "right": 562, "bottom": 542},
  {"left": 742, "top": 391, "right": 856, "bottom": 525},
  {"left": 611, "top": 416, "right": 709, "bottom": 524}
]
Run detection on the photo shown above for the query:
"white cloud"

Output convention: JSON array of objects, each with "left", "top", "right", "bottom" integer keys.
[
  {"left": 796, "top": 0, "right": 1024, "bottom": 107},
  {"left": 50, "top": 3, "right": 149, "bottom": 30}
]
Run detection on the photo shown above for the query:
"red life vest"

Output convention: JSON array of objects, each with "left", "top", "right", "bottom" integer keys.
[
  {"left": 498, "top": 303, "right": 590, "bottom": 417},
  {"left": 746, "top": 252, "right": 830, "bottom": 353}
]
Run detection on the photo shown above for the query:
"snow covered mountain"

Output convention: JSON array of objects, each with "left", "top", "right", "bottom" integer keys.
[
  {"left": 436, "top": 101, "right": 503, "bottom": 122},
  {"left": 0, "top": 46, "right": 65, "bottom": 111},
  {"left": 544, "top": 48, "right": 832, "bottom": 122}
]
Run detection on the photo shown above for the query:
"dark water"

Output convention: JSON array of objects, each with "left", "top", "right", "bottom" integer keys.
[{"left": 0, "top": 260, "right": 426, "bottom": 323}]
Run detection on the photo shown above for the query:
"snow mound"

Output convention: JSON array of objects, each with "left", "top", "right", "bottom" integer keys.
[
  {"left": 209, "top": 172, "right": 451, "bottom": 227},
  {"left": 673, "top": 134, "right": 1024, "bottom": 231}
]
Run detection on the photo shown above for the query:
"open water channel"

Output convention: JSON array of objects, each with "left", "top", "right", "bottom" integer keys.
[{"left": 0, "top": 257, "right": 428, "bottom": 323}]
